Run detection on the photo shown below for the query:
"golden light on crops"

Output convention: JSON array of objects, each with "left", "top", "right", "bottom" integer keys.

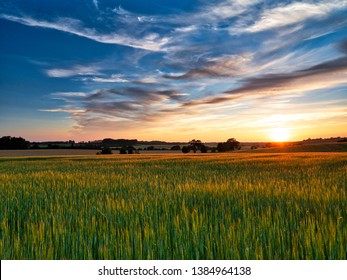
[{"left": 270, "top": 127, "right": 290, "bottom": 142}]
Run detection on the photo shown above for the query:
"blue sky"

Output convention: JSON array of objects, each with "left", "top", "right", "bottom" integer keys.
[{"left": 1, "top": 0, "right": 347, "bottom": 142}]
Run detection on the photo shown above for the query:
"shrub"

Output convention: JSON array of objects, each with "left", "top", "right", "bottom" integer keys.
[
  {"left": 120, "top": 147, "right": 127, "bottom": 154},
  {"left": 100, "top": 147, "right": 112, "bottom": 154},
  {"left": 170, "top": 145, "right": 181, "bottom": 150},
  {"left": 200, "top": 145, "right": 207, "bottom": 153}
]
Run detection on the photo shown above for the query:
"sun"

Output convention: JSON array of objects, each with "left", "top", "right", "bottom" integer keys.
[{"left": 270, "top": 127, "right": 290, "bottom": 142}]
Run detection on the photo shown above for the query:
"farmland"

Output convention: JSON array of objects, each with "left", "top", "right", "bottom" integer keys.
[{"left": 0, "top": 153, "right": 346, "bottom": 259}]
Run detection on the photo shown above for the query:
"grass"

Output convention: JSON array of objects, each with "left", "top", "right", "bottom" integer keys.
[{"left": 0, "top": 153, "right": 346, "bottom": 259}]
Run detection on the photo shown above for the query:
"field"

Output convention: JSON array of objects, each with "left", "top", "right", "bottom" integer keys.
[{"left": 0, "top": 153, "right": 346, "bottom": 259}]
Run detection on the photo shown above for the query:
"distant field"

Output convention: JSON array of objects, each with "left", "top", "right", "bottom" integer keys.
[
  {"left": 1, "top": 142, "right": 346, "bottom": 157},
  {"left": 0, "top": 149, "right": 99, "bottom": 157},
  {"left": 0, "top": 149, "right": 182, "bottom": 157},
  {"left": 0, "top": 153, "right": 346, "bottom": 259},
  {"left": 258, "top": 142, "right": 347, "bottom": 153}
]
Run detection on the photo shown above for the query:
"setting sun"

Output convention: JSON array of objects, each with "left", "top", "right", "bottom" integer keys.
[{"left": 270, "top": 128, "right": 290, "bottom": 142}]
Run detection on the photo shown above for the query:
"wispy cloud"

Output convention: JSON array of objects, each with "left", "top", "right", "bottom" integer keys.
[
  {"left": 92, "top": 0, "right": 99, "bottom": 10},
  {"left": 46, "top": 65, "right": 100, "bottom": 78},
  {"left": 163, "top": 55, "right": 252, "bottom": 80},
  {"left": 51, "top": 92, "right": 87, "bottom": 98},
  {"left": 224, "top": 55, "right": 347, "bottom": 95},
  {"left": 0, "top": 14, "right": 170, "bottom": 51},
  {"left": 206, "top": 0, "right": 260, "bottom": 20},
  {"left": 39, "top": 108, "right": 86, "bottom": 114},
  {"left": 243, "top": 1, "right": 347, "bottom": 33},
  {"left": 90, "top": 74, "right": 128, "bottom": 83},
  {"left": 179, "top": 39, "right": 347, "bottom": 107}
]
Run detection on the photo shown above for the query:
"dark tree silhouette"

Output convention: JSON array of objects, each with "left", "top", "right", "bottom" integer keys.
[
  {"left": 119, "top": 147, "right": 127, "bottom": 154},
  {"left": 217, "top": 142, "right": 226, "bottom": 152},
  {"left": 100, "top": 147, "right": 112, "bottom": 154},
  {"left": 0, "top": 136, "right": 29, "bottom": 149},
  {"left": 182, "top": 146, "right": 190, "bottom": 153},
  {"left": 200, "top": 145, "right": 207, "bottom": 153},
  {"left": 217, "top": 138, "right": 241, "bottom": 152},
  {"left": 170, "top": 145, "right": 181, "bottom": 150},
  {"left": 188, "top": 139, "right": 203, "bottom": 153},
  {"left": 226, "top": 138, "right": 241, "bottom": 150},
  {"left": 127, "top": 146, "right": 135, "bottom": 154}
]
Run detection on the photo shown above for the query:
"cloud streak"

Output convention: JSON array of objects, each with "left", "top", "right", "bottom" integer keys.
[
  {"left": 180, "top": 39, "right": 347, "bottom": 107},
  {"left": 92, "top": 0, "right": 99, "bottom": 10},
  {"left": 163, "top": 55, "right": 251, "bottom": 80},
  {"left": 0, "top": 14, "right": 170, "bottom": 51},
  {"left": 46, "top": 65, "right": 100, "bottom": 78},
  {"left": 243, "top": 0, "right": 347, "bottom": 33}
]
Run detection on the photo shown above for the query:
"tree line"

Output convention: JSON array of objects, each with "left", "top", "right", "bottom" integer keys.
[
  {"left": 182, "top": 138, "right": 241, "bottom": 153},
  {"left": 0, "top": 135, "right": 241, "bottom": 153},
  {"left": 0, "top": 136, "right": 30, "bottom": 149}
]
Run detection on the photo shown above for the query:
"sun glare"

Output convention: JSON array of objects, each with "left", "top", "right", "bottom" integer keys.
[{"left": 270, "top": 127, "right": 290, "bottom": 142}]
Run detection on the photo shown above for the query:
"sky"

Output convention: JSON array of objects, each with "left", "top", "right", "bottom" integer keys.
[{"left": 0, "top": 0, "right": 347, "bottom": 142}]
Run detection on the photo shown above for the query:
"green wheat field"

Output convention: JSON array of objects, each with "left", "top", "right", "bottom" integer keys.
[{"left": 0, "top": 153, "right": 346, "bottom": 259}]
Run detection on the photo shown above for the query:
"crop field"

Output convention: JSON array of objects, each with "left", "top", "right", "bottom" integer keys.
[{"left": 0, "top": 153, "right": 346, "bottom": 259}]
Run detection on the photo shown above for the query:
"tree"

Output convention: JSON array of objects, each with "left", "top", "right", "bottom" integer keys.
[
  {"left": 170, "top": 145, "right": 181, "bottom": 150},
  {"left": 217, "top": 138, "right": 241, "bottom": 152},
  {"left": 119, "top": 147, "right": 127, "bottom": 154},
  {"left": 0, "top": 136, "right": 30, "bottom": 149},
  {"left": 127, "top": 146, "right": 135, "bottom": 154},
  {"left": 188, "top": 139, "right": 203, "bottom": 153},
  {"left": 100, "top": 147, "right": 112, "bottom": 154},
  {"left": 226, "top": 138, "right": 241, "bottom": 150},
  {"left": 182, "top": 146, "right": 190, "bottom": 153},
  {"left": 217, "top": 142, "right": 226, "bottom": 152},
  {"left": 200, "top": 145, "right": 207, "bottom": 153}
]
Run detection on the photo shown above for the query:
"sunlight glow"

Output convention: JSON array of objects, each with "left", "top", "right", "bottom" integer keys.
[{"left": 270, "top": 127, "right": 290, "bottom": 142}]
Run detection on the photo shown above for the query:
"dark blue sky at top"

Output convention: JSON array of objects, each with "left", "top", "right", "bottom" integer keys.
[{"left": 1, "top": 0, "right": 347, "bottom": 141}]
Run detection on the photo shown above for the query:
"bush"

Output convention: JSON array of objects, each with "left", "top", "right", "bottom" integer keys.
[
  {"left": 170, "top": 145, "right": 181, "bottom": 150},
  {"left": 200, "top": 145, "right": 207, "bottom": 153},
  {"left": 100, "top": 147, "right": 112, "bottom": 154},
  {"left": 217, "top": 143, "right": 226, "bottom": 152},
  {"left": 182, "top": 146, "right": 190, "bottom": 153},
  {"left": 120, "top": 147, "right": 127, "bottom": 154}
]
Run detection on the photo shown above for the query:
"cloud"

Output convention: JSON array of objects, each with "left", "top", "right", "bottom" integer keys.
[
  {"left": 92, "top": 0, "right": 99, "bottom": 10},
  {"left": 90, "top": 74, "right": 128, "bottom": 83},
  {"left": 46, "top": 65, "right": 100, "bottom": 78},
  {"left": 51, "top": 92, "right": 87, "bottom": 98},
  {"left": 163, "top": 55, "right": 252, "bottom": 80},
  {"left": 182, "top": 95, "right": 243, "bottom": 107},
  {"left": 50, "top": 92, "right": 88, "bottom": 103},
  {"left": 243, "top": 1, "right": 347, "bottom": 33},
  {"left": 0, "top": 14, "right": 170, "bottom": 51},
  {"left": 225, "top": 56, "right": 347, "bottom": 95},
  {"left": 39, "top": 108, "right": 86, "bottom": 114},
  {"left": 132, "top": 76, "right": 160, "bottom": 85},
  {"left": 86, "top": 87, "right": 186, "bottom": 103},
  {"left": 207, "top": 0, "right": 260, "bottom": 20},
  {"left": 181, "top": 39, "right": 347, "bottom": 107},
  {"left": 43, "top": 86, "right": 189, "bottom": 130}
]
